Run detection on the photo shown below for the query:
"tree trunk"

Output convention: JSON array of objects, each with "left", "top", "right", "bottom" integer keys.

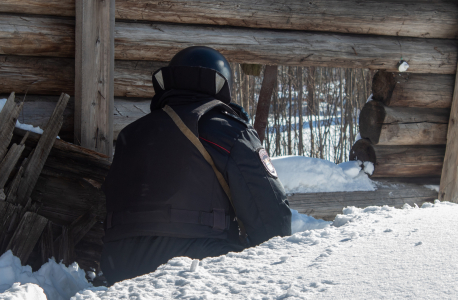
[
  {"left": 372, "top": 71, "right": 455, "bottom": 108},
  {"left": 254, "top": 65, "right": 277, "bottom": 143},
  {"left": 349, "top": 138, "right": 445, "bottom": 177},
  {"left": 297, "top": 67, "right": 304, "bottom": 156},
  {"left": 359, "top": 100, "right": 449, "bottom": 145}
]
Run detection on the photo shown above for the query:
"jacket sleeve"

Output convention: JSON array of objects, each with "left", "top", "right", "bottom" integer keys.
[{"left": 224, "top": 127, "right": 292, "bottom": 246}]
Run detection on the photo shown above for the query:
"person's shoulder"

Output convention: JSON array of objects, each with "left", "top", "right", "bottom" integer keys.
[{"left": 199, "top": 108, "right": 249, "bottom": 137}]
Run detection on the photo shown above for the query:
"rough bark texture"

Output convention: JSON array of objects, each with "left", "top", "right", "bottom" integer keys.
[
  {"left": 0, "top": 15, "right": 457, "bottom": 73},
  {"left": 359, "top": 101, "right": 450, "bottom": 145},
  {"left": 1, "top": 0, "right": 457, "bottom": 39},
  {"left": 439, "top": 63, "right": 458, "bottom": 203},
  {"left": 372, "top": 71, "right": 455, "bottom": 108},
  {"left": 350, "top": 139, "right": 445, "bottom": 178},
  {"left": 288, "top": 180, "right": 437, "bottom": 221}
]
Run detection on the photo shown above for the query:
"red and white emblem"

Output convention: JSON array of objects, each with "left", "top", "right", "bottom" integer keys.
[{"left": 258, "top": 149, "right": 277, "bottom": 178}]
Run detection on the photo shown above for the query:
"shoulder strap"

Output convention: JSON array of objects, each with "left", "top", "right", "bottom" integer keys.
[{"left": 163, "top": 105, "right": 248, "bottom": 242}]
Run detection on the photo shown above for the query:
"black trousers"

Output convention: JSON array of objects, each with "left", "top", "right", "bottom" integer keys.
[{"left": 100, "top": 236, "right": 244, "bottom": 285}]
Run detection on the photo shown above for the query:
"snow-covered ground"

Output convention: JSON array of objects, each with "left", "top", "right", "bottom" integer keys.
[
  {"left": 71, "top": 201, "right": 457, "bottom": 300},
  {"left": 3, "top": 201, "right": 457, "bottom": 300}
]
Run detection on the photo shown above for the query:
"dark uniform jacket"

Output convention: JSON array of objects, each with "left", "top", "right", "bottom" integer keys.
[{"left": 101, "top": 66, "right": 291, "bottom": 284}]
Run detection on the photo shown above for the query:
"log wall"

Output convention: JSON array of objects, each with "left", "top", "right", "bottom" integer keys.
[
  {"left": 352, "top": 69, "right": 456, "bottom": 184},
  {"left": 1, "top": 0, "right": 457, "bottom": 39}
]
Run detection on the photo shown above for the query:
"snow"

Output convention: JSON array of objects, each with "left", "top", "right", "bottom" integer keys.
[
  {"left": 70, "top": 201, "right": 458, "bottom": 299},
  {"left": 0, "top": 283, "right": 46, "bottom": 300},
  {"left": 0, "top": 98, "right": 58, "bottom": 138},
  {"left": 0, "top": 251, "right": 93, "bottom": 300},
  {"left": 272, "top": 156, "right": 375, "bottom": 193},
  {"left": 398, "top": 61, "right": 410, "bottom": 72}
]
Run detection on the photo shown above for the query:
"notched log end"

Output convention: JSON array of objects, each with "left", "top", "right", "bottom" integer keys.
[
  {"left": 349, "top": 139, "right": 376, "bottom": 166},
  {"left": 372, "top": 70, "right": 396, "bottom": 105},
  {"left": 359, "top": 101, "right": 386, "bottom": 144}
]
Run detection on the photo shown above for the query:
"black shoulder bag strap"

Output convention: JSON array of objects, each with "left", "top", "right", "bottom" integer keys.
[{"left": 163, "top": 105, "right": 248, "bottom": 243}]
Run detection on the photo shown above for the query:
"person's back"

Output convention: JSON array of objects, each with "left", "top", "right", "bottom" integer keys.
[{"left": 101, "top": 46, "right": 291, "bottom": 285}]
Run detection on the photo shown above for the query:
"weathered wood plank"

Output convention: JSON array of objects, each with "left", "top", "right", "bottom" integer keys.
[
  {"left": 288, "top": 180, "right": 437, "bottom": 221},
  {"left": 1, "top": 0, "right": 457, "bottom": 39},
  {"left": 359, "top": 100, "right": 450, "bottom": 145},
  {"left": 15, "top": 93, "right": 70, "bottom": 206},
  {"left": 0, "top": 92, "right": 23, "bottom": 161},
  {"left": 372, "top": 71, "right": 455, "bottom": 108},
  {"left": 0, "top": 55, "right": 165, "bottom": 98},
  {"left": 0, "top": 15, "right": 457, "bottom": 73},
  {"left": 39, "top": 221, "right": 54, "bottom": 265},
  {"left": 75, "top": 0, "right": 114, "bottom": 158},
  {"left": 69, "top": 212, "right": 97, "bottom": 245},
  {"left": 6, "top": 212, "right": 48, "bottom": 263},
  {"left": 0, "top": 133, "right": 28, "bottom": 189},
  {"left": 350, "top": 139, "right": 445, "bottom": 178},
  {"left": 439, "top": 62, "right": 458, "bottom": 203}
]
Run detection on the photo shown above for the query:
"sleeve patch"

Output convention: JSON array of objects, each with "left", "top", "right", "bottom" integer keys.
[{"left": 258, "top": 148, "right": 278, "bottom": 178}]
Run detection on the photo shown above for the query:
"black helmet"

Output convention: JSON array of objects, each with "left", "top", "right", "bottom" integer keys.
[{"left": 169, "top": 46, "right": 232, "bottom": 87}]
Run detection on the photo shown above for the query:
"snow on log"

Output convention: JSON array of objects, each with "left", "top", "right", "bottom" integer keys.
[
  {"left": 359, "top": 100, "right": 449, "bottom": 145},
  {"left": 1, "top": 0, "right": 457, "bottom": 39},
  {"left": 2, "top": 94, "right": 151, "bottom": 142},
  {"left": 0, "top": 55, "right": 165, "bottom": 98},
  {"left": 0, "top": 15, "right": 457, "bottom": 73},
  {"left": 349, "top": 139, "right": 445, "bottom": 178},
  {"left": 288, "top": 179, "right": 438, "bottom": 221},
  {"left": 372, "top": 71, "right": 455, "bottom": 108}
]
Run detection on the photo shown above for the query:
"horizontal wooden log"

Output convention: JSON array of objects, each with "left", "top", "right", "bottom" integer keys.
[
  {"left": 114, "top": 21, "right": 458, "bottom": 74},
  {"left": 359, "top": 100, "right": 450, "bottom": 145},
  {"left": 288, "top": 179, "right": 437, "bottom": 221},
  {"left": 0, "top": 15, "right": 457, "bottom": 73},
  {"left": 372, "top": 71, "right": 456, "bottom": 108},
  {"left": 349, "top": 138, "right": 445, "bottom": 177},
  {"left": 1, "top": 1, "right": 457, "bottom": 39},
  {"left": 0, "top": 55, "right": 165, "bottom": 98}
]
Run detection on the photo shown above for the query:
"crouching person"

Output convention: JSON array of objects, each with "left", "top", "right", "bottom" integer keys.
[{"left": 101, "top": 46, "right": 291, "bottom": 285}]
